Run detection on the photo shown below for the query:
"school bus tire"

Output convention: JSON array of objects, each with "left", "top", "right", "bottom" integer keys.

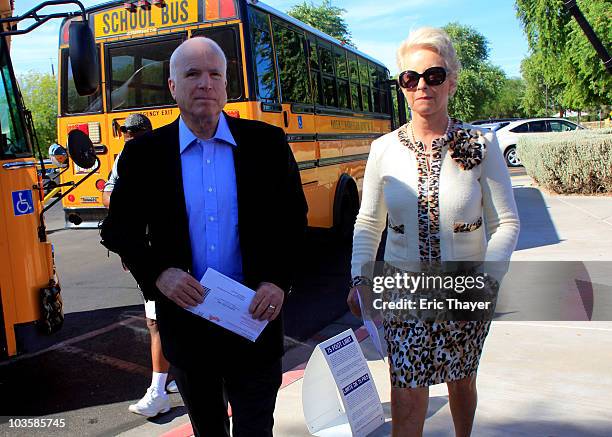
[{"left": 333, "top": 176, "right": 359, "bottom": 243}]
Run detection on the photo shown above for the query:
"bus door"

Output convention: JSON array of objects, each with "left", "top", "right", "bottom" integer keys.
[
  {"left": 103, "top": 33, "right": 186, "bottom": 176},
  {"left": 57, "top": 37, "right": 106, "bottom": 226},
  {"left": 389, "top": 79, "right": 408, "bottom": 129}
]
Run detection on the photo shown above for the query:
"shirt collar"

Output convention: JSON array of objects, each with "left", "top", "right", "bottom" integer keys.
[{"left": 179, "top": 113, "right": 237, "bottom": 154}]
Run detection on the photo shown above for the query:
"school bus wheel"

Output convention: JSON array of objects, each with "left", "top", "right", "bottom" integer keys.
[{"left": 333, "top": 176, "right": 359, "bottom": 243}]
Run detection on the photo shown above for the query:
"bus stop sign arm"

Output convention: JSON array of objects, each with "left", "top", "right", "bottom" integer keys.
[{"left": 563, "top": 0, "right": 612, "bottom": 75}]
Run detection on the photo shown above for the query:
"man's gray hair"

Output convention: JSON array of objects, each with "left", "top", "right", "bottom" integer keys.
[{"left": 169, "top": 37, "right": 227, "bottom": 81}]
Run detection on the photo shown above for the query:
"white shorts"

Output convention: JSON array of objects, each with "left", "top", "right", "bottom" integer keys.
[{"left": 144, "top": 300, "right": 156, "bottom": 320}]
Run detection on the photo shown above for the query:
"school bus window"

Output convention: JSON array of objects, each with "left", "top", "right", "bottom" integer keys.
[
  {"left": 322, "top": 75, "right": 336, "bottom": 107},
  {"left": 369, "top": 63, "right": 378, "bottom": 89},
  {"left": 306, "top": 37, "right": 322, "bottom": 105},
  {"left": 311, "top": 72, "right": 321, "bottom": 105},
  {"left": 308, "top": 38, "right": 319, "bottom": 71},
  {"left": 318, "top": 43, "right": 334, "bottom": 76},
  {"left": 334, "top": 49, "right": 348, "bottom": 79},
  {"left": 337, "top": 79, "right": 350, "bottom": 109},
  {"left": 248, "top": 6, "right": 269, "bottom": 31},
  {"left": 272, "top": 22, "right": 311, "bottom": 104},
  {"left": 380, "top": 89, "right": 389, "bottom": 114},
  {"left": 249, "top": 9, "right": 278, "bottom": 102},
  {"left": 359, "top": 58, "right": 370, "bottom": 87},
  {"left": 108, "top": 38, "right": 179, "bottom": 111},
  {"left": 362, "top": 84, "right": 372, "bottom": 112},
  {"left": 377, "top": 67, "right": 390, "bottom": 114},
  {"left": 350, "top": 83, "right": 361, "bottom": 111},
  {"left": 348, "top": 54, "right": 359, "bottom": 83},
  {"left": 192, "top": 26, "right": 243, "bottom": 101},
  {"left": 347, "top": 53, "right": 361, "bottom": 111},
  {"left": 61, "top": 48, "right": 102, "bottom": 115},
  {"left": 0, "top": 41, "right": 30, "bottom": 157}
]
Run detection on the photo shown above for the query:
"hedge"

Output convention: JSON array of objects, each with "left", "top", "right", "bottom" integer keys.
[{"left": 516, "top": 128, "right": 612, "bottom": 194}]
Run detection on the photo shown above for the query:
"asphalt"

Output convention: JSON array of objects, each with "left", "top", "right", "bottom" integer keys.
[{"left": 117, "top": 169, "right": 612, "bottom": 436}]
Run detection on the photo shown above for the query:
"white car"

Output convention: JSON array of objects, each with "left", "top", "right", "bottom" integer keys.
[{"left": 493, "top": 118, "right": 584, "bottom": 167}]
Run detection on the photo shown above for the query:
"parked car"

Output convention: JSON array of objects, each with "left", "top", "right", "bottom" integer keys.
[
  {"left": 492, "top": 118, "right": 584, "bottom": 167},
  {"left": 473, "top": 121, "right": 513, "bottom": 132},
  {"left": 471, "top": 117, "right": 521, "bottom": 126}
]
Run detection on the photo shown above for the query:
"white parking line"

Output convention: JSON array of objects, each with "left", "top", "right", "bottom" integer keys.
[{"left": 0, "top": 315, "right": 145, "bottom": 365}]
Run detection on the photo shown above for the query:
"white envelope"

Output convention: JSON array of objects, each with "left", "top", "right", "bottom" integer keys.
[{"left": 187, "top": 268, "right": 268, "bottom": 342}]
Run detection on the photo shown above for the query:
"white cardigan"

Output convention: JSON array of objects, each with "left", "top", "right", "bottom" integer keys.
[{"left": 351, "top": 122, "right": 520, "bottom": 278}]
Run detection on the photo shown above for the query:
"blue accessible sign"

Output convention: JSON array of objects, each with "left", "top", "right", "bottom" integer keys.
[{"left": 12, "top": 190, "right": 34, "bottom": 216}]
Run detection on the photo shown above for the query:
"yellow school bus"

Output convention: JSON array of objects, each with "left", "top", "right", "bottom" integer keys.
[
  {"left": 0, "top": 0, "right": 98, "bottom": 359},
  {"left": 57, "top": 0, "right": 404, "bottom": 235}
]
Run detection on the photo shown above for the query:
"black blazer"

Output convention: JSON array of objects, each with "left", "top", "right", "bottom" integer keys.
[{"left": 101, "top": 114, "right": 308, "bottom": 369}]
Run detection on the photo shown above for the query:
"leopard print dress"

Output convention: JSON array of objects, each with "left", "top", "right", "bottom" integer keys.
[{"left": 383, "top": 119, "right": 491, "bottom": 388}]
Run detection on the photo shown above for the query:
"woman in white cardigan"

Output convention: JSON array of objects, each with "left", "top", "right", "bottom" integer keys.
[{"left": 347, "top": 27, "right": 519, "bottom": 437}]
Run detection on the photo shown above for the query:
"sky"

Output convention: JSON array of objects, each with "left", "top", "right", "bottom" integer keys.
[{"left": 11, "top": 0, "right": 529, "bottom": 78}]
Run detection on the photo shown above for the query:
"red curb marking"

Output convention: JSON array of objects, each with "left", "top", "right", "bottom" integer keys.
[
  {"left": 161, "top": 422, "right": 193, "bottom": 437},
  {"left": 162, "top": 326, "right": 372, "bottom": 437}
]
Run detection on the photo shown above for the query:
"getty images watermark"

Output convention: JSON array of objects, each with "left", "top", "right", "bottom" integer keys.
[{"left": 357, "top": 261, "right": 612, "bottom": 322}]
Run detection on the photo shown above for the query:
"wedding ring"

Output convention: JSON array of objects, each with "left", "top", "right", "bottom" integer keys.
[{"left": 268, "top": 304, "right": 277, "bottom": 310}]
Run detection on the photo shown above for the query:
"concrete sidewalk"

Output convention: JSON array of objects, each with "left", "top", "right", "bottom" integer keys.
[
  {"left": 122, "top": 174, "right": 612, "bottom": 436},
  {"left": 273, "top": 320, "right": 612, "bottom": 437}
]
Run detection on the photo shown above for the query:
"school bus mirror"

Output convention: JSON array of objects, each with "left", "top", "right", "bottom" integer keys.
[
  {"left": 49, "top": 144, "right": 69, "bottom": 168},
  {"left": 68, "top": 20, "right": 100, "bottom": 96},
  {"left": 67, "top": 130, "right": 96, "bottom": 170}
]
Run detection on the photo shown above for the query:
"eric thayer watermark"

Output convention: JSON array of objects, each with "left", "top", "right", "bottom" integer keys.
[{"left": 356, "top": 262, "right": 612, "bottom": 322}]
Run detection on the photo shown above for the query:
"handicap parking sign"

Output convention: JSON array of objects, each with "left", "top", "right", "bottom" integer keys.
[
  {"left": 12, "top": 190, "right": 34, "bottom": 216},
  {"left": 298, "top": 115, "right": 303, "bottom": 129}
]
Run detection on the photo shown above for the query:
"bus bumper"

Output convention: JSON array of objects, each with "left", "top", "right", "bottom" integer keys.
[{"left": 64, "top": 207, "right": 107, "bottom": 229}]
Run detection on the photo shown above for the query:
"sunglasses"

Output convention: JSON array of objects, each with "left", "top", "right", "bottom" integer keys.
[
  {"left": 120, "top": 126, "right": 144, "bottom": 134},
  {"left": 398, "top": 67, "right": 447, "bottom": 90}
]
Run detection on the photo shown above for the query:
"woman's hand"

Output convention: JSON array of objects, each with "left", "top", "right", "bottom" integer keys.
[
  {"left": 347, "top": 286, "right": 362, "bottom": 318},
  {"left": 348, "top": 285, "right": 376, "bottom": 319}
]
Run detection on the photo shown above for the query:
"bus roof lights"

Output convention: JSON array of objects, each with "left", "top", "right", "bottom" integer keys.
[
  {"left": 123, "top": 2, "right": 136, "bottom": 12},
  {"left": 152, "top": 0, "right": 166, "bottom": 7},
  {"left": 137, "top": 0, "right": 151, "bottom": 10}
]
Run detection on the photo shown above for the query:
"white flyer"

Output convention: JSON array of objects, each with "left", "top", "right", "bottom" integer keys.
[
  {"left": 309, "top": 330, "right": 384, "bottom": 436},
  {"left": 187, "top": 268, "right": 268, "bottom": 342}
]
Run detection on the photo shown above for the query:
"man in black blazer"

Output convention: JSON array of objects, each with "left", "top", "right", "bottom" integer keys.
[{"left": 101, "top": 37, "right": 307, "bottom": 437}]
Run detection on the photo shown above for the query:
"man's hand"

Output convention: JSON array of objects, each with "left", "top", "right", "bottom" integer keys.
[
  {"left": 155, "top": 268, "right": 204, "bottom": 309},
  {"left": 249, "top": 282, "right": 284, "bottom": 321}
]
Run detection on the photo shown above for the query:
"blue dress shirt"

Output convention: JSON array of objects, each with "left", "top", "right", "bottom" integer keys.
[{"left": 179, "top": 114, "right": 243, "bottom": 283}]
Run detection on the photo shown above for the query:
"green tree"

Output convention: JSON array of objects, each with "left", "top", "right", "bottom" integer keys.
[
  {"left": 443, "top": 23, "right": 506, "bottom": 121},
  {"left": 515, "top": 0, "right": 611, "bottom": 111},
  {"left": 287, "top": 0, "right": 354, "bottom": 47},
  {"left": 520, "top": 53, "right": 565, "bottom": 116},
  {"left": 484, "top": 78, "right": 528, "bottom": 118},
  {"left": 18, "top": 71, "right": 57, "bottom": 151},
  {"left": 443, "top": 22, "right": 489, "bottom": 70}
]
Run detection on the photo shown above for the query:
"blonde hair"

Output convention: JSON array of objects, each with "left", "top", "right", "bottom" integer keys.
[{"left": 396, "top": 27, "right": 461, "bottom": 80}]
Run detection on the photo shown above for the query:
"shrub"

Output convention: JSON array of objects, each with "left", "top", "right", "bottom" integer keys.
[{"left": 516, "top": 128, "right": 612, "bottom": 194}]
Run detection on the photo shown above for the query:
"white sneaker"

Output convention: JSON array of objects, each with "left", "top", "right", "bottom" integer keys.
[
  {"left": 128, "top": 387, "right": 170, "bottom": 417},
  {"left": 166, "top": 380, "right": 179, "bottom": 393}
]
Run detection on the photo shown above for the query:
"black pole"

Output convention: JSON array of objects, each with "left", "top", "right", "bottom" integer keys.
[{"left": 563, "top": 0, "right": 612, "bottom": 75}]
